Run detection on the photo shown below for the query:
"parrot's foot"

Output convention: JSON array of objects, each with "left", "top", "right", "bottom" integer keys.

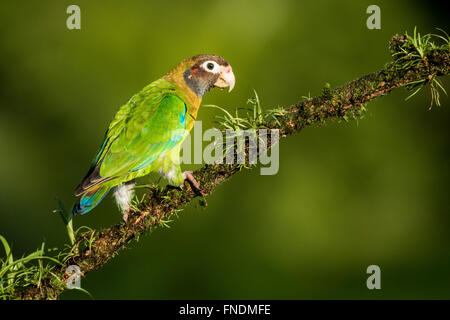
[
  {"left": 121, "top": 206, "right": 134, "bottom": 223},
  {"left": 181, "top": 171, "right": 201, "bottom": 191}
]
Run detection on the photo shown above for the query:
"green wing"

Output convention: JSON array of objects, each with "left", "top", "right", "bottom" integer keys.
[{"left": 75, "top": 79, "right": 187, "bottom": 195}]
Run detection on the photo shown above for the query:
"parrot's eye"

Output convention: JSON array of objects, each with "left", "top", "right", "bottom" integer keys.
[{"left": 202, "top": 60, "right": 220, "bottom": 73}]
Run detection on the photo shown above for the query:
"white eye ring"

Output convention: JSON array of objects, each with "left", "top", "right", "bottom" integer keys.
[{"left": 202, "top": 60, "right": 220, "bottom": 73}]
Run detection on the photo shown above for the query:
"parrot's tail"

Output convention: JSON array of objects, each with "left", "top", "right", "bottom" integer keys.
[{"left": 72, "top": 185, "right": 110, "bottom": 215}]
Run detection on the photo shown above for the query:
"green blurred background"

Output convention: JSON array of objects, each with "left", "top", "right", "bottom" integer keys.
[{"left": 1, "top": 0, "right": 449, "bottom": 299}]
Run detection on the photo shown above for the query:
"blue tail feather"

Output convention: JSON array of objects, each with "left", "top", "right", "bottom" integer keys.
[{"left": 72, "top": 186, "right": 110, "bottom": 215}]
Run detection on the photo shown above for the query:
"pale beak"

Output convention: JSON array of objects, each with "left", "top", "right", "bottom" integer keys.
[{"left": 214, "top": 65, "right": 235, "bottom": 92}]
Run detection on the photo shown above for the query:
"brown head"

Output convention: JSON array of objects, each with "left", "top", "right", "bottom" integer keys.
[{"left": 166, "top": 54, "right": 235, "bottom": 97}]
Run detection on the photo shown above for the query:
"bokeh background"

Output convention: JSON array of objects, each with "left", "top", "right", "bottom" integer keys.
[{"left": 1, "top": 0, "right": 449, "bottom": 299}]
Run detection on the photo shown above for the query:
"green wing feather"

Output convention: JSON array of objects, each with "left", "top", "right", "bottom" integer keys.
[{"left": 75, "top": 79, "right": 187, "bottom": 195}]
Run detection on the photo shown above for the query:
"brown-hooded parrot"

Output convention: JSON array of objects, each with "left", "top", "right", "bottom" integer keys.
[{"left": 73, "top": 55, "right": 235, "bottom": 220}]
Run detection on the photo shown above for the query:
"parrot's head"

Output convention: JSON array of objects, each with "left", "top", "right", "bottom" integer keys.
[{"left": 171, "top": 54, "right": 235, "bottom": 97}]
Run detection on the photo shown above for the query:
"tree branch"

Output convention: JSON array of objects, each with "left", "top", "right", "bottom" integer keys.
[{"left": 12, "top": 32, "right": 450, "bottom": 299}]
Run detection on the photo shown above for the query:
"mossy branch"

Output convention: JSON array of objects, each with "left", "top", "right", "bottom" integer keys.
[{"left": 4, "top": 30, "right": 450, "bottom": 300}]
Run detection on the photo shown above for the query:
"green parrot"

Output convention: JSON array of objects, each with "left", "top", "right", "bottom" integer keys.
[{"left": 73, "top": 55, "right": 235, "bottom": 220}]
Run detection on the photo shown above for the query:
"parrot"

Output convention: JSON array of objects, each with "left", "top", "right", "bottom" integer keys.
[{"left": 72, "top": 54, "right": 235, "bottom": 221}]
